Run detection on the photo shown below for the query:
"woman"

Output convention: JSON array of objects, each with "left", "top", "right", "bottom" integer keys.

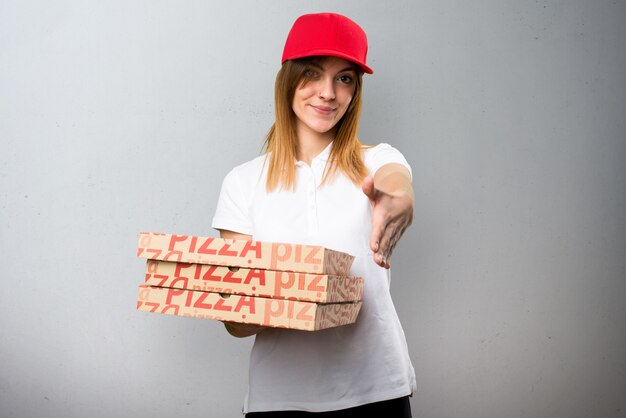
[{"left": 212, "top": 12, "right": 416, "bottom": 417}]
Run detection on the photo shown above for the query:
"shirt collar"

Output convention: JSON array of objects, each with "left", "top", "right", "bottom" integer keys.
[{"left": 295, "top": 141, "right": 333, "bottom": 166}]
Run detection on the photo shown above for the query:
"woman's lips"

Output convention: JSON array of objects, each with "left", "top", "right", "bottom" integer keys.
[{"left": 310, "top": 105, "right": 336, "bottom": 115}]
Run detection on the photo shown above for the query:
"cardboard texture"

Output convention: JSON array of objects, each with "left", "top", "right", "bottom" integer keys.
[
  {"left": 144, "top": 259, "right": 364, "bottom": 303},
  {"left": 137, "top": 232, "right": 354, "bottom": 275},
  {"left": 136, "top": 232, "right": 363, "bottom": 331},
  {"left": 137, "top": 285, "right": 362, "bottom": 331}
]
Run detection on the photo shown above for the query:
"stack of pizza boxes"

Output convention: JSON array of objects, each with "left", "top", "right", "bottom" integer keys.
[{"left": 135, "top": 232, "right": 364, "bottom": 331}]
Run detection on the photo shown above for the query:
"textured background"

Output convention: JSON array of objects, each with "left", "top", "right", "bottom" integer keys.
[{"left": 1, "top": 1, "right": 625, "bottom": 417}]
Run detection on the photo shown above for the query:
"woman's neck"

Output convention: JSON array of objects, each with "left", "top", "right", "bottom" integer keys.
[{"left": 296, "top": 125, "right": 334, "bottom": 165}]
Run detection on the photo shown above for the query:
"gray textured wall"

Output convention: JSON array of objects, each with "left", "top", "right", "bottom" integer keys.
[{"left": 1, "top": 1, "right": 625, "bottom": 417}]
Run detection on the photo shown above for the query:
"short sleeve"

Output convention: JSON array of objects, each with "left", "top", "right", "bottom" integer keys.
[
  {"left": 364, "top": 143, "right": 412, "bottom": 180},
  {"left": 211, "top": 167, "right": 254, "bottom": 235}
]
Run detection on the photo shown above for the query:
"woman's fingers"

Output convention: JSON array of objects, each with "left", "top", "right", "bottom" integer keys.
[
  {"left": 362, "top": 171, "right": 413, "bottom": 269},
  {"left": 371, "top": 199, "right": 412, "bottom": 269}
]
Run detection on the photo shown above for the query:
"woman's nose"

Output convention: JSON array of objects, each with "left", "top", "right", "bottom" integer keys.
[{"left": 317, "top": 77, "right": 336, "bottom": 101}]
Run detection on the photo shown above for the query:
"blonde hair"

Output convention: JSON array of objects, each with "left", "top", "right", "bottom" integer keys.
[{"left": 262, "top": 57, "right": 369, "bottom": 191}]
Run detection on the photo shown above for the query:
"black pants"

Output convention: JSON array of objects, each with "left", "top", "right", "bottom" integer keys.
[{"left": 245, "top": 396, "right": 412, "bottom": 418}]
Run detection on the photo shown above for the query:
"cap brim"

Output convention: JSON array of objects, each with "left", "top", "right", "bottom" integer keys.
[{"left": 283, "top": 49, "right": 373, "bottom": 74}]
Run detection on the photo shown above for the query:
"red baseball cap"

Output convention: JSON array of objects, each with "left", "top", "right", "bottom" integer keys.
[{"left": 281, "top": 12, "right": 374, "bottom": 74}]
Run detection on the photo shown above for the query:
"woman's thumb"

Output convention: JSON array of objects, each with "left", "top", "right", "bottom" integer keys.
[{"left": 361, "top": 175, "right": 376, "bottom": 201}]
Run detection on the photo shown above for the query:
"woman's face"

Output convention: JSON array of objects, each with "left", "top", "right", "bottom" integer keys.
[{"left": 291, "top": 57, "right": 358, "bottom": 137}]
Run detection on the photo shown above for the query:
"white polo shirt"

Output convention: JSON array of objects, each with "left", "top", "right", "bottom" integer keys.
[{"left": 212, "top": 142, "right": 417, "bottom": 413}]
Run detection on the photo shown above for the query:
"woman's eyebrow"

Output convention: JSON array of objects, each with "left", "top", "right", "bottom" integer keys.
[{"left": 308, "top": 62, "right": 324, "bottom": 70}]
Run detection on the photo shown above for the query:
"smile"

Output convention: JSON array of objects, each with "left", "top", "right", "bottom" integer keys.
[{"left": 310, "top": 105, "right": 337, "bottom": 115}]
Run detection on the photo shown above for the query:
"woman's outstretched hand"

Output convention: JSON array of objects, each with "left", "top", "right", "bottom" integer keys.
[{"left": 362, "top": 164, "right": 414, "bottom": 269}]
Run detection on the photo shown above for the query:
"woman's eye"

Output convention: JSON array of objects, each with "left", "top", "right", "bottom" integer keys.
[
  {"left": 339, "top": 75, "right": 354, "bottom": 84},
  {"left": 304, "top": 69, "right": 318, "bottom": 78}
]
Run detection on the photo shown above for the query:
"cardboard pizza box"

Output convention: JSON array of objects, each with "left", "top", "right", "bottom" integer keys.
[
  {"left": 136, "top": 285, "right": 362, "bottom": 331},
  {"left": 137, "top": 232, "right": 354, "bottom": 275},
  {"left": 143, "top": 260, "right": 364, "bottom": 303}
]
